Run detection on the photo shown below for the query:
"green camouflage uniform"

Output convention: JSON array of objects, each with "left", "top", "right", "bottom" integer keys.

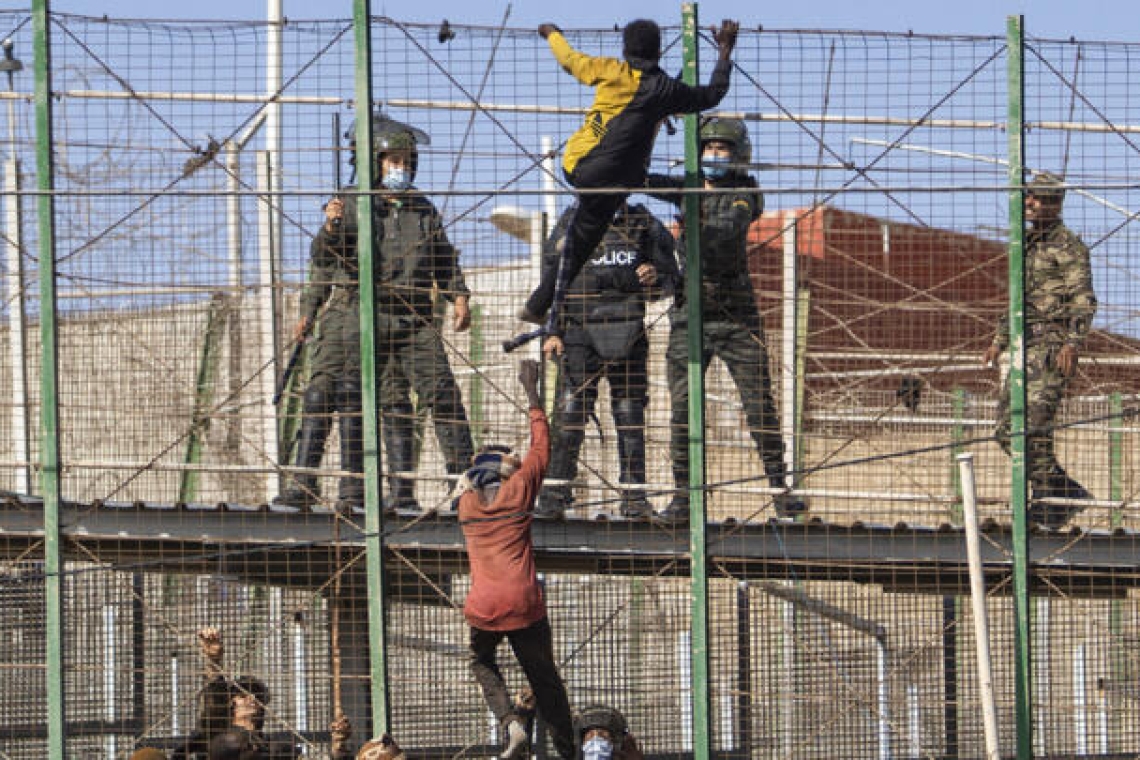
[
  {"left": 993, "top": 219, "right": 1097, "bottom": 492},
  {"left": 333, "top": 188, "right": 474, "bottom": 476},
  {"left": 647, "top": 173, "right": 790, "bottom": 509}
]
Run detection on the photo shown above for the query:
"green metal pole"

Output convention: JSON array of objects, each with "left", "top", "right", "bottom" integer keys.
[
  {"left": 469, "top": 304, "right": 485, "bottom": 449},
  {"left": 793, "top": 288, "right": 810, "bottom": 492},
  {"left": 179, "top": 294, "right": 226, "bottom": 504},
  {"left": 1108, "top": 391, "right": 1124, "bottom": 749},
  {"left": 1109, "top": 392, "right": 1123, "bottom": 525},
  {"left": 353, "top": 0, "right": 390, "bottom": 735},
  {"left": 1006, "top": 15, "right": 1033, "bottom": 759},
  {"left": 32, "top": 1, "right": 64, "bottom": 757},
  {"left": 681, "top": 5, "right": 711, "bottom": 758},
  {"left": 950, "top": 387, "right": 965, "bottom": 524}
]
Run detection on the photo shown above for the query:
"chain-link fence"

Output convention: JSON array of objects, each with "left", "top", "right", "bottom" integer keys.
[{"left": 1, "top": 6, "right": 1139, "bottom": 759}]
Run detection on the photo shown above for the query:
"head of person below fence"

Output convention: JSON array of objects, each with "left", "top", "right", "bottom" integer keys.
[
  {"left": 576, "top": 704, "right": 645, "bottom": 760},
  {"left": 355, "top": 733, "right": 405, "bottom": 760}
]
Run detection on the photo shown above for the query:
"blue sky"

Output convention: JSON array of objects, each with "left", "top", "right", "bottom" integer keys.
[{"left": 45, "top": 0, "right": 1140, "bottom": 42}]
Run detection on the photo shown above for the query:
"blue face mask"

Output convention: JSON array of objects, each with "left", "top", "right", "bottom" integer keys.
[
  {"left": 582, "top": 736, "right": 614, "bottom": 760},
  {"left": 382, "top": 167, "right": 411, "bottom": 191},
  {"left": 702, "top": 154, "right": 730, "bottom": 179}
]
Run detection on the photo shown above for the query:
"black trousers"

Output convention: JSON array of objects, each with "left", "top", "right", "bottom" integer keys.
[
  {"left": 469, "top": 616, "right": 575, "bottom": 760},
  {"left": 524, "top": 163, "right": 629, "bottom": 318}
]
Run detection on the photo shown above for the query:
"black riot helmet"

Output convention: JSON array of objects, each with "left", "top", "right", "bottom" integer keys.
[
  {"left": 575, "top": 704, "right": 629, "bottom": 743},
  {"left": 344, "top": 112, "right": 430, "bottom": 184}
]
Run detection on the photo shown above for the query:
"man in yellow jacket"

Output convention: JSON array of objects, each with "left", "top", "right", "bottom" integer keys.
[{"left": 510, "top": 18, "right": 739, "bottom": 348}]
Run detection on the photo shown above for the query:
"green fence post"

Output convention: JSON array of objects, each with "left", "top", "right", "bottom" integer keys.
[
  {"left": 1109, "top": 392, "right": 1123, "bottom": 525},
  {"left": 469, "top": 304, "right": 485, "bottom": 449},
  {"left": 353, "top": 0, "right": 391, "bottom": 734},
  {"left": 1006, "top": 15, "right": 1033, "bottom": 760},
  {"left": 950, "top": 387, "right": 966, "bottom": 524},
  {"left": 681, "top": 4, "right": 711, "bottom": 758},
  {"left": 1108, "top": 391, "right": 1125, "bottom": 748},
  {"left": 32, "top": 1, "right": 64, "bottom": 757},
  {"left": 793, "top": 288, "right": 810, "bottom": 493},
  {"left": 179, "top": 294, "right": 227, "bottom": 504}
]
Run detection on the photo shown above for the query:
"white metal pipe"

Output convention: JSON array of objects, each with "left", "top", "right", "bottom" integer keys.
[
  {"left": 1034, "top": 600, "right": 1051, "bottom": 756},
  {"left": 906, "top": 683, "right": 921, "bottom": 759},
  {"left": 806, "top": 363, "right": 983, "bottom": 380},
  {"left": 103, "top": 605, "right": 118, "bottom": 759},
  {"left": 781, "top": 596, "right": 795, "bottom": 756},
  {"left": 227, "top": 142, "right": 243, "bottom": 300},
  {"left": 171, "top": 652, "right": 180, "bottom": 735},
  {"left": 719, "top": 692, "right": 735, "bottom": 752},
  {"left": 293, "top": 617, "right": 308, "bottom": 731},
  {"left": 1075, "top": 642, "right": 1087, "bottom": 756},
  {"left": 56, "top": 285, "right": 239, "bottom": 299},
  {"left": 4, "top": 157, "right": 29, "bottom": 493},
  {"left": 678, "top": 631, "right": 693, "bottom": 752},
  {"left": 256, "top": 152, "right": 280, "bottom": 496},
  {"left": 541, "top": 134, "right": 557, "bottom": 224},
  {"left": 11, "top": 87, "right": 1140, "bottom": 135},
  {"left": 876, "top": 639, "right": 891, "bottom": 760},
  {"left": 852, "top": 137, "right": 1137, "bottom": 218},
  {"left": 266, "top": 0, "right": 284, "bottom": 346},
  {"left": 1097, "top": 676, "right": 1109, "bottom": 754},
  {"left": 781, "top": 213, "right": 798, "bottom": 490},
  {"left": 957, "top": 453, "right": 1001, "bottom": 760},
  {"left": 808, "top": 411, "right": 991, "bottom": 427},
  {"left": 268, "top": 588, "right": 283, "bottom": 726}
]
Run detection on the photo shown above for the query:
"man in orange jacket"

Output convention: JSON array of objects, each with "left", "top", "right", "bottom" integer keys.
[{"left": 456, "top": 359, "right": 575, "bottom": 760}]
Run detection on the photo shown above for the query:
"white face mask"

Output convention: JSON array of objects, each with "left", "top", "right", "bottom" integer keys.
[
  {"left": 582, "top": 735, "right": 614, "bottom": 760},
  {"left": 702, "top": 154, "right": 730, "bottom": 179},
  {"left": 382, "top": 166, "right": 411, "bottom": 191}
]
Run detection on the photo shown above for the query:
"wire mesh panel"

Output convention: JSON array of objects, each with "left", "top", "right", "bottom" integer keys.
[{"left": 2, "top": 6, "right": 1140, "bottom": 759}]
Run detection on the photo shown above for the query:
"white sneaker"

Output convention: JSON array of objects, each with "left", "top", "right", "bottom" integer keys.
[{"left": 501, "top": 719, "right": 529, "bottom": 759}]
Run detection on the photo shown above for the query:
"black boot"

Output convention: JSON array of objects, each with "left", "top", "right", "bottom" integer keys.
[
  {"left": 771, "top": 479, "right": 808, "bottom": 519},
  {"left": 766, "top": 463, "right": 807, "bottom": 519},
  {"left": 655, "top": 490, "right": 690, "bottom": 525},
  {"left": 335, "top": 380, "right": 365, "bottom": 514},
  {"left": 614, "top": 398, "right": 651, "bottom": 519},
  {"left": 1028, "top": 466, "right": 1090, "bottom": 528},
  {"left": 271, "top": 387, "right": 331, "bottom": 511},
  {"left": 383, "top": 405, "right": 421, "bottom": 513},
  {"left": 534, "top": 486, "right": 570, "bottom": 521}
]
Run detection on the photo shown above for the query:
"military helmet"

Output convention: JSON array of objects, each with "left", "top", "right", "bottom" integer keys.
[
  {"left": 575, "top": 704, "right": 628, "bottom": 742},
  {"left": 699, "top": 117, "right": 752, "bottom": 168},
  {"left": 344, "top": 113, "right": 429, "bottom": 182},
  {"left": 1026, "top": 171, "right": 1065, "bottom": 202}
]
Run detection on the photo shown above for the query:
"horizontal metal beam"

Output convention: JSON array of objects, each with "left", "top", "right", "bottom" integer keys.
[{"left": 1, "top": 496, "right": 1139, "bottom": 595}]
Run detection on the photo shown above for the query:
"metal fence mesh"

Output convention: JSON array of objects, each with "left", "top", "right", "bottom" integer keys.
[{"left": 1, "top": 8, "right": 1139, "bottom": 759}]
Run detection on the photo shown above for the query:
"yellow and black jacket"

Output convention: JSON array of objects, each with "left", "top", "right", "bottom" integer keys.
[{"left": 548, "top": 30, "right": 732, "bottom": 187}]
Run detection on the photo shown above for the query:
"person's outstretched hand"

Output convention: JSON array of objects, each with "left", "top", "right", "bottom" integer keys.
[
  {"left": 713, "top": 20, "right": 739, "bottom": 60},
  {"left": 518, "top": 359, "right": 542, "bottom": 408}
]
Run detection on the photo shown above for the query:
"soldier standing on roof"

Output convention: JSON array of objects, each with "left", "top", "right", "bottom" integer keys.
[
  {"left": 983, "top": 171, "right": 1097, "bottom": 528},
  {"left": 274, "top": 116, "right": 474, "bottom": 513},
  {"left": 645, "top": 117, "right": 806, "bottom": 524}
]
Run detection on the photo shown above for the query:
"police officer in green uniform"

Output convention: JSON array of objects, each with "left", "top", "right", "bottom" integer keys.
[
  {"left": 271, "top": 186, "right": 368, "bottom": 512},
  {"left": 983, "top": 171, "right": 1097, "bottom": 527},
  {"left": 647, "top": 117, "right": 805, "bottom": 524},
  {"left": 533, "top": 201, "right": 678, "bottom": 520},
  {"left": 274, "top": 118, "right": 473, "bottom": 513}
]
